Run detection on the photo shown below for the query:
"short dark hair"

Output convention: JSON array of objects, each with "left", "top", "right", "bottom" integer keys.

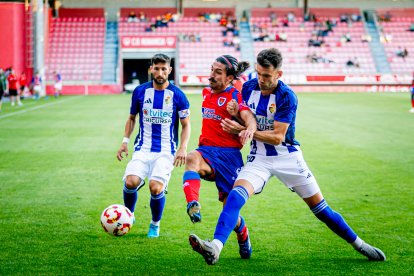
[
  {"left": 215, "top": 55, "right": 250, "bottom": 80},
  {"left": 151, "top": 53, "right": 171, "bottom": 65},
  {"left": 257, "top": 48, "right": 283, "bottom": 69}
]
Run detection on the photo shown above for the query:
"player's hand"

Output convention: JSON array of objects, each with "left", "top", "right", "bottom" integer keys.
[
  {"left": 239, "top": 127, "right": 255, "bottom": 145},
  {"left": 221, "top": 118, "right": 244, "bottom": 134},
  {"left": 226, "top": 99, "right": 239, "bottom": 116},
  {"left": 173, "top": 147, "right": 187, "bottom": 167},
  {"left": 116, "top": 143, "right": 129, "bottom": 161}
]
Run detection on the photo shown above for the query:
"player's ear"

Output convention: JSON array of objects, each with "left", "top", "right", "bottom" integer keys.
[
  {"left": 277, "top": 70, "right": 283, "bottom": 79},
  {"left": 168, "top": 66, "right": 173, "bottom": 74}
]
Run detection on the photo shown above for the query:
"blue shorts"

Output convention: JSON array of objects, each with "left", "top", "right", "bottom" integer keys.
[{"left": 197, "top": 146, "right": 244, "bottom": 201}]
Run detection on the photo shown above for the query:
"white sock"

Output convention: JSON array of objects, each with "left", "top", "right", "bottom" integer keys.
[
  {"left": 212, "top": 239, "right": 223, "bottom": 253},
  {"left": 351, "top": 236, "right": 363, "bottom": 250},
  {"left": 151, "top": 220, "right": 160, "bottom": 227}
]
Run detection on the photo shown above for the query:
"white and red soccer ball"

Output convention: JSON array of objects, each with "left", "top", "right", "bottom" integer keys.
[{"left": 100, "top": 204, "right": 133, "bottom": 236}]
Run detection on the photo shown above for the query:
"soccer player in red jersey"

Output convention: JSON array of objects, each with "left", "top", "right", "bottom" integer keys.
[
  {"left": 7, "top": 69, "right": 22, "bottom": 106},
  {"left": 183, "top": 55, "right": 256, "bottom": 259}
]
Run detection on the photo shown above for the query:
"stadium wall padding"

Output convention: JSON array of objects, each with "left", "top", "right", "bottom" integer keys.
[{"left": 0, "top": 2, "right": 26, "bottom": 75}]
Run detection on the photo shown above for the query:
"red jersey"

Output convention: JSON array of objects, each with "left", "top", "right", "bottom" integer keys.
[
  {"left": 199, "top": 86, "right": 249, "bottom": 149},
  {"left": 20, "top": 75, "right": 27, "bottom": 86},
  {"left": 7, "top": 74, "right": 18, "bottom": 90}
]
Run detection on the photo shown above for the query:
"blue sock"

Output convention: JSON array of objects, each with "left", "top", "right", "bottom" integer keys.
[
  {"left": 311, "top": 199, "right": 357, "bottom": 243},
  {"left": 123, "top": 182, "right": 138, "bottom": 213},
  {"left": 150, "top": 191, "right": 166, "bottom": 222},
  {"left": 214, "top": 186, "right": 249, "bottom": 245}
]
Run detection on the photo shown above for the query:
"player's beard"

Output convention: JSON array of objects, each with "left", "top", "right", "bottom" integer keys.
[{"left": 154, "top": 77, "right": 167, "bottom": 85}]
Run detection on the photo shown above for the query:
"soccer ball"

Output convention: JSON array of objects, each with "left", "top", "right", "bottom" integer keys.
[{"left": 100, "top": 204, "right": 134, "bottom": 236}]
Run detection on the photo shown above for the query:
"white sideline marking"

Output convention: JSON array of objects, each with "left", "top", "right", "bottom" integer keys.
[{"left": 0, "top": 96, "right": 83, "bottom": 121}]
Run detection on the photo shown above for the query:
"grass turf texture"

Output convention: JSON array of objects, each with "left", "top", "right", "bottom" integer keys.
[{"left": 0, "top": 92, "right": 413, "bottom": 275}]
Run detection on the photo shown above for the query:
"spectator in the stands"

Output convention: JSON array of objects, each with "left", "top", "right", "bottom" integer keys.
[
  {"left": 341, "top": 32, "right": 352, "bottom": 43},
  {"left": 232, "top": 36, "right": 241, "bottom": 51},
  {"left": 139, "top": 11, "right": 147, "bottom": 22},
  {"left": 346, "top": 57, "right": 360, "bottom": 68},
  {"left": 308, "top": 35, "right": 325, "bottom": 47},
  {"left": 407, "top": 23, "right": 414, "bottom": 32},
  {"left": 281, "top": 17, "right": 289, "bottom": 27},
  {"left": 361, "top": 34, "right": 372, "bottom": 42},
  {"left": 287, "top": 12, "right": 296, "bottom": 22},
  {"left": 275, "top": 31, "right": 288, "bottom": 42},
  {"left": 351, "top": 13, "right": 362, "bottom": 22},
  {"left": 396, "top": 47, "right": 408, "bottom": 60},
  {"left": 128, "top": 11, "right": 139, "bottom": 23},
  {"left": 340, "top": 14, "right": 349, "bottom": 23}
]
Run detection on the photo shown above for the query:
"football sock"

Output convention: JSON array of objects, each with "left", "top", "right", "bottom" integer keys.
[
  {"left": 234, "top": 216, "right": 248, "bottom": 242},
  {"left": 214, "top": 186, "right": 249, "bottom": 245},
  {"left": 150, "top": 220, "right": 160, "bottom": 227},
  {"left": 351, "top": 236, "right": 363, "bottom": 249},
  {"left": 123, "top": 182, "right": 138, "bottom": 213},
  {"left": 311, "top": 199, "right": 357, "bottom": 243},
  {"left": 183, "top": 171, "right": 201, "bottom": 203},
  {"left": 150, "top": 191, "right": 166, "bottom": 222},
  {"left": 212, "top": 239, "right": 224, "bottom": 253}
]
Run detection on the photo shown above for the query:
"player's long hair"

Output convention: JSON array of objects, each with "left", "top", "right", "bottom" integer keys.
[{"left": 216, "top": 55, "right": 250, "bottom": 80}]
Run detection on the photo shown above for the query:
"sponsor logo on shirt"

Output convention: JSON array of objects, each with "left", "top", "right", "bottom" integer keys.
[
  {"left": 202, "top": 107, "right": 222, "bottom": 120},
  {"left": 256, "top": 115, "right": 274, "bottom": 130},
  {"left": 143, "top": 108, "right": 173, "bottom": 124},
  {"left": 144, "top": 98, "right": 153, "bottom": 104}
]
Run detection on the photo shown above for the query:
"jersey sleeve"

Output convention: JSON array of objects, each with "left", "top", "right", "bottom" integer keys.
[
  {"left": 274, "top": 91, "right": 297, "bottom": 124},
  {"left": 129, "top": 86, "right": 141, "bottom": 115},
  {"left": 235, "top": 91, "right": 249, "bottom": 112},
  {"left": 176, "top": 89, "right": 190, "bottom": 119}
]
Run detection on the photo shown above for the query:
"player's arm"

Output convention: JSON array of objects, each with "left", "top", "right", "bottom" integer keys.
[
  {"left": 174, "top": 116, "right": 191, "bottom": 167},
  {"left": 221, "top": 119, "right": 288, "bottom": 146},
  {"left": 116, "top": 114, "right": 137, "bottom": 161},
  {"left": 238, "top": 109, "right": 256, "bottom": 145},
  {"left": 252, "top": 120, "right": 289, "bottom": 145}
]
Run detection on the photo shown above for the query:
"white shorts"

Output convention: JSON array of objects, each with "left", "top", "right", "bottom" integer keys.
[
  {"left": 236, "top": 150, "right": 320, "bottom": 198},
  {"left": 54, "top": 82, "right": 62, "bottom": 90},
  {"left": 123, "top": 151, "right": 174, "bottom": 188}
]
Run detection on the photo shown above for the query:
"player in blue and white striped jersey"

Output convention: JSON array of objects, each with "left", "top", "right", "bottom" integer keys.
[
  {"left": 117, "top": 53, "right": 191, "bottom": 238},
  {"left": 189, "top": 48, "right": 385, "bottom": 265}
]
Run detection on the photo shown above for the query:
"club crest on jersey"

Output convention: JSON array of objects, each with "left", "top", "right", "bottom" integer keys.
[
  {"left": 269, "top": 103, "right": 276, "bottom": 113},
  {"left": 164, "top": 96, "right": 171, "bottom": 105},
  {"left": 218, "top": 97, "right": 227, "bottom": 106}
]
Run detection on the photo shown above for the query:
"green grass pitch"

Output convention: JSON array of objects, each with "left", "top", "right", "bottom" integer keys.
[{"left": 0, "top": 92, "right": 413, "bottom": 275}]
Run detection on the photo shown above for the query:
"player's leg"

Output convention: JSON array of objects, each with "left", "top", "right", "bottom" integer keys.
[
  {"left": 281, "top": 152, "right": 386, "bottom": 261},
  {"left": 183, "top": 148, "right": 214, "bottom": 223},
  {"left": 300, "top": 190, "right": 385, "bottom": 261},
  {"left": 190, "top": 157, "right": 271, "bottom": 264},
  {"left": 147, "top": 179, "right": 165, "bottom": 238},
  {"left": 147, "top": 153, "right": 173, "bottom": 237},
  {"left": 122, "top": 151, "right": 148, "bottom": 220}
]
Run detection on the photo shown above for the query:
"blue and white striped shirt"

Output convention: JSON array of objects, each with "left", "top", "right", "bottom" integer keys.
[
  {"left": 130, "top": 81, "right": 190, "bottom": 155},
  {"left": 242, "top": 79, "right": 300, "bottom": 156}
]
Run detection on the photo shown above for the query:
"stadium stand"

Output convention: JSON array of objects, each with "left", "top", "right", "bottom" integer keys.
[
  {"left": 251, "top": 8, "right": 376, "bottom": 75},
  {"left": 376, "top": 8, "right": 414, "bottom": 74},
  {"left": 118, "top": 8, "right": 241, "bottom": 83},
  {"left": 45, "top": 8, "right": 105, "bottom": 82}
]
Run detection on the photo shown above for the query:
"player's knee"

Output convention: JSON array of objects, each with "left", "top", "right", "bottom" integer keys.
[
  {"left": 185, "top": 151, "right": 200, "bottom": 169},
  {"left": 125, "top": 175, "right": 141, "bottom": 189},
  {"left": 149, "top": 179, "right": 164, "bottom": 195}
]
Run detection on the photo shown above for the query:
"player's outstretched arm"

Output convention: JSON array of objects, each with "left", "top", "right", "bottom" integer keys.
[
  {"left": 174, "top": 116, "right": 191, "bottom": 167},
  {"left": 116, "top": 114, "right": 136, "bottom": 161}
]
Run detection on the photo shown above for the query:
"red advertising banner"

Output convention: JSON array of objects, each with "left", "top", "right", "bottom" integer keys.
[{"left": 121, "top": 36, "right": 176, "bottom": 49}]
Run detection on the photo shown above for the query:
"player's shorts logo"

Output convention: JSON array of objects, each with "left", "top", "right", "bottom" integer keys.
[{"left": 218, "top": 97, "right": 227, "bottom": 106}]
